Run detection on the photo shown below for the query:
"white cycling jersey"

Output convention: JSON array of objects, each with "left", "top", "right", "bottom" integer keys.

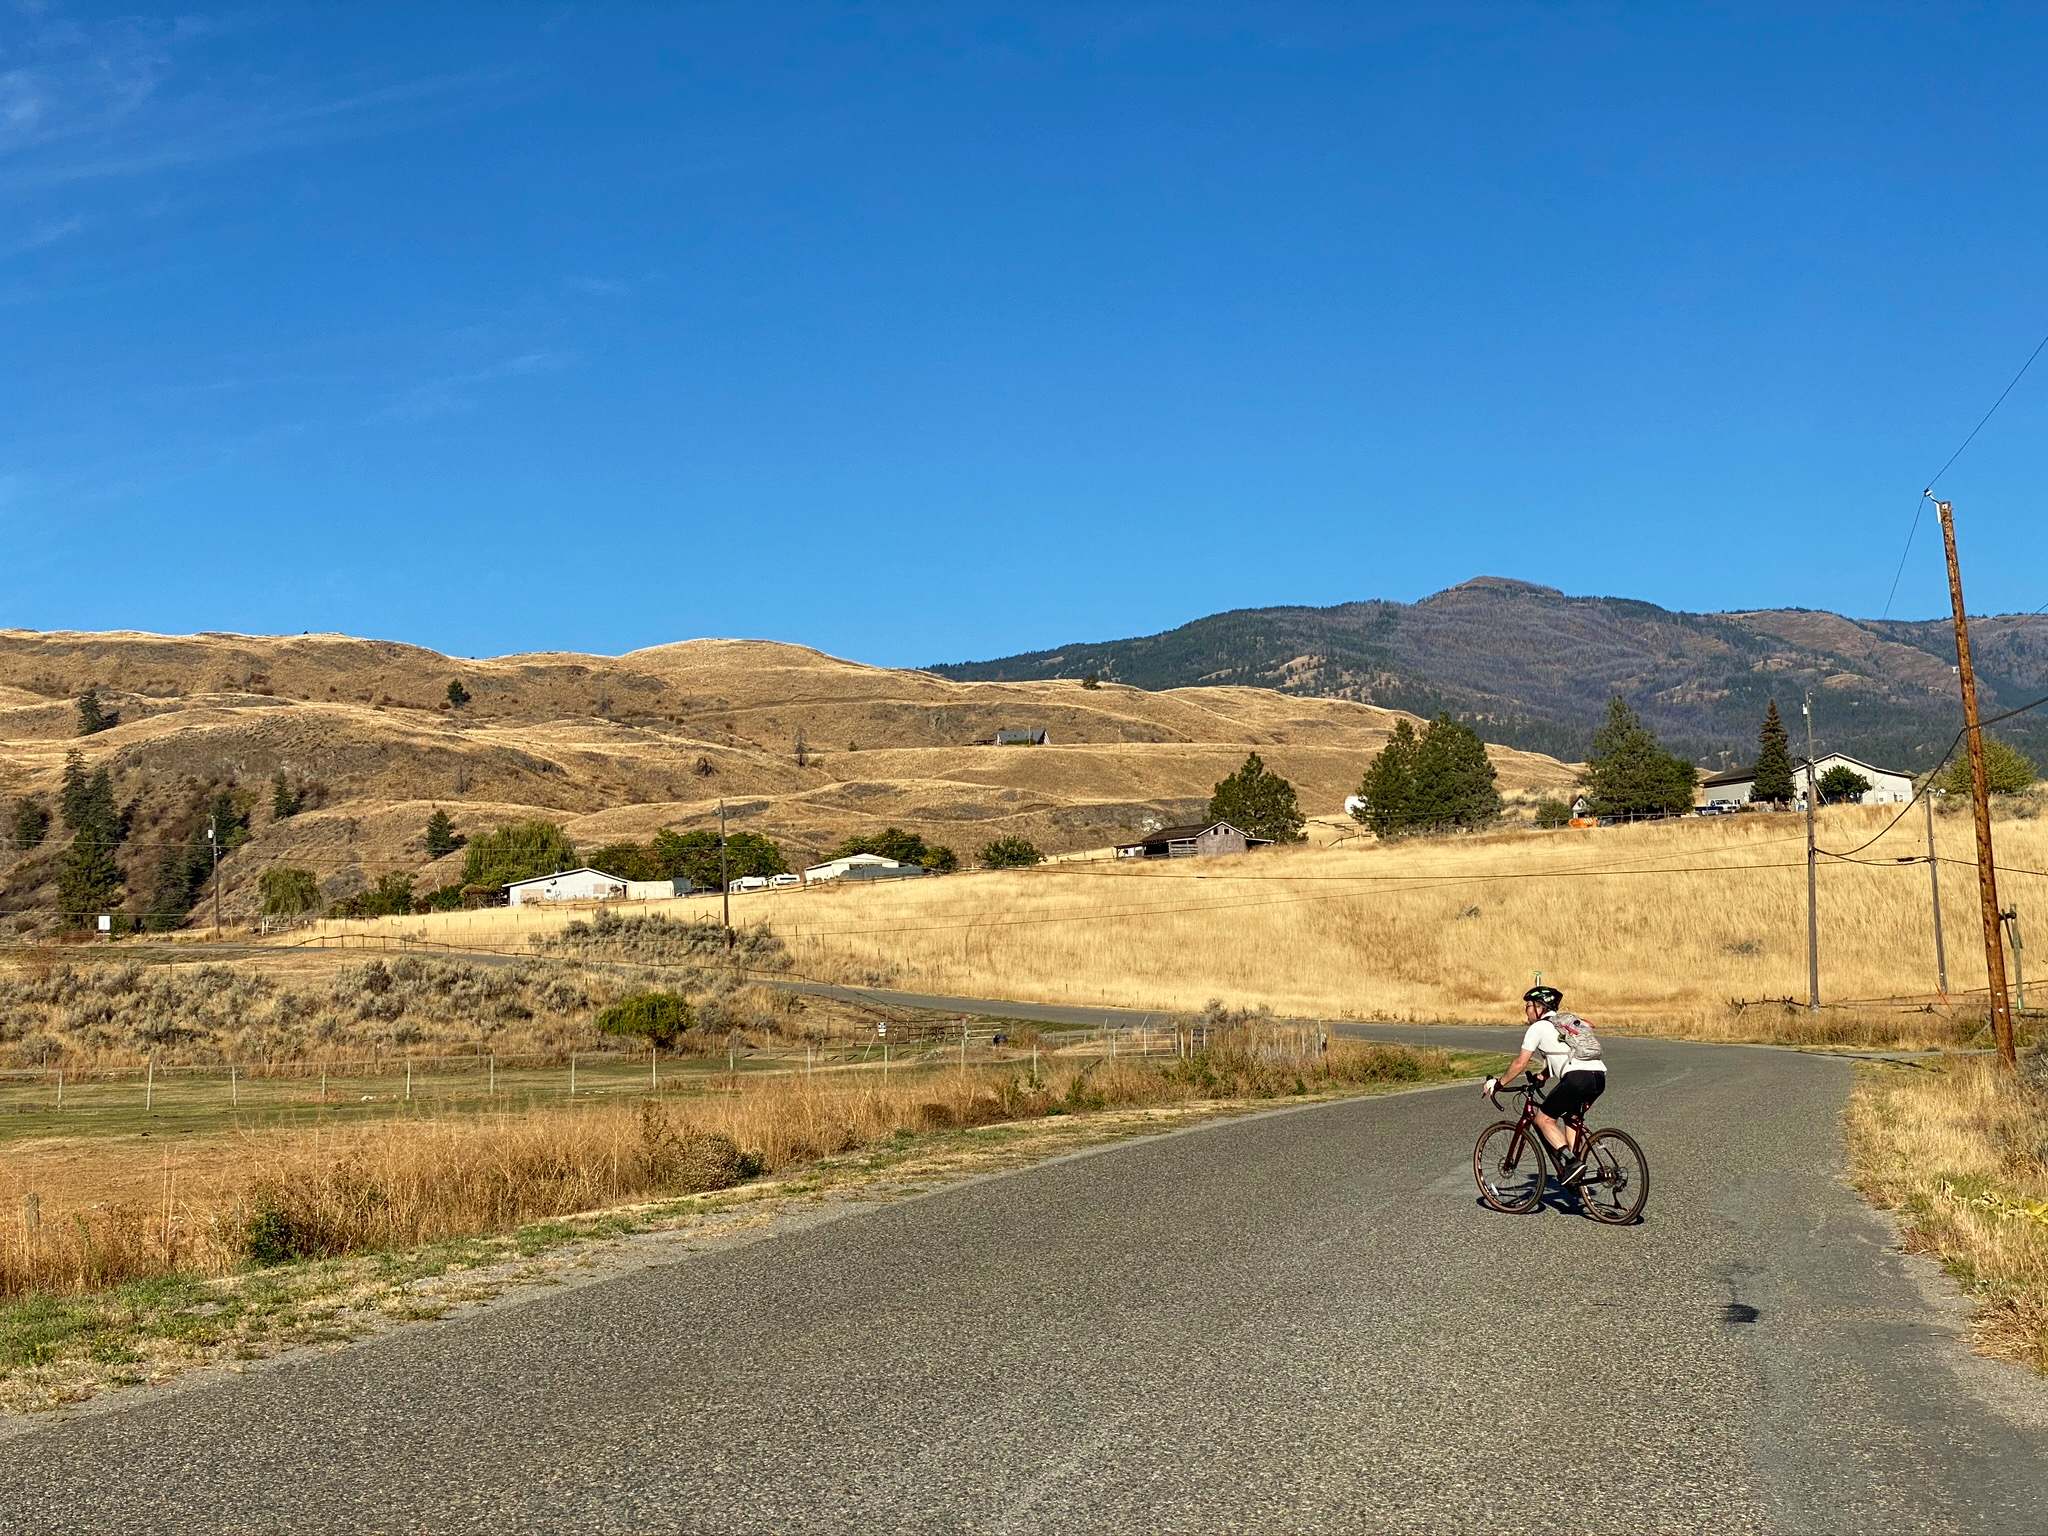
[{"left": 1521, "top": 1012, "right": 1606, "bottom": 1078}]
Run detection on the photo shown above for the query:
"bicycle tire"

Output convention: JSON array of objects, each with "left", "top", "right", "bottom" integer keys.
[
  {"left": 1474, "top": 1121, "right": 1545, "bottom": 1213},
  {"left": 1577, "top": 1128, "right": 1649, "bottom": 1224}
]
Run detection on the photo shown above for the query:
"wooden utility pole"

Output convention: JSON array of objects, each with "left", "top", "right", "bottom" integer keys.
[
  {"left": 1802, "top": 693, "right": 1820, "bottom": 1011},
  {"left": 1931, "top": 496, "right": 2017, "bottom": 1069},
  {"left": 209, "top": 817, "right": 221, "bottom": 939},
  {"left": 718, "top": 798, "right": 732, "bottom": 950},
  {"left": 1924, "top": 790, "right": 1949, "bottom": 997}
]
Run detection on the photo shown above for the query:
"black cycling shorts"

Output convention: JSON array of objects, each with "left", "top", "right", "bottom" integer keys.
[{"left": 1539, "top": 1070, "right": 1606, "bottom": 1121}]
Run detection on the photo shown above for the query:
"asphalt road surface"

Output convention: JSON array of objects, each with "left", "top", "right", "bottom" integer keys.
[{"left": 3, "top": 1024, "right": 2044, "bottom": 1534}]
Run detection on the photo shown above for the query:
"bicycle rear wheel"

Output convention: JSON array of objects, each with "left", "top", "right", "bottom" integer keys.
[
  {"left": 1474, "top": 1122, "right": 1545, "bottom": 1213},
  {"left": 1577, "top": 1129, "right": 1649, "bottom": 1224}
]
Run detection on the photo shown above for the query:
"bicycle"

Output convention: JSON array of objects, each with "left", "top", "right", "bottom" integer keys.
[{"left": 1473, "top": 1079, "right": 1649, "bottom": 1224}]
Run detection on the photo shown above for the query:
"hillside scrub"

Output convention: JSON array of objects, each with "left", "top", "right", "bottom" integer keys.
[
  {"left": 0, "top": 1027, "right": 1472, "bottom": 1302},
  {"left": 1850, "top": 1058, "right": 2048, "bottom": 1372},
  {"left": 0, "top": 950, "right": 804, "bottom": 1068}
]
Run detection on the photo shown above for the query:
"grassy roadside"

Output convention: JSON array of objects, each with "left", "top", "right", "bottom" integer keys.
[
  {"left": 1848, "top": 1057, "right": 2048, "bottom": 1373},
  {"left": 0, "top": 1042, "right": 1500, "bottom": 1414}
]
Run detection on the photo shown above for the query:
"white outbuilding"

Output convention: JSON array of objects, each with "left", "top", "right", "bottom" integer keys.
[
  {"left": 506, "top": 868, "right": 628, "bottom": 906},
  {"left": 801, "top": 853, "right": 930, "bottom": 885}
]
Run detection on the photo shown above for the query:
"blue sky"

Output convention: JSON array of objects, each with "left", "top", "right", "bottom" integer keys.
[{"left": 3, "top": 3, "right": 2045, "bottom": 667}]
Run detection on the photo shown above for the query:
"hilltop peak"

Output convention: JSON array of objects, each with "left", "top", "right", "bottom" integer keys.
[{"left": 1432, "top": 576, "right": 1566, "bottom": 599}]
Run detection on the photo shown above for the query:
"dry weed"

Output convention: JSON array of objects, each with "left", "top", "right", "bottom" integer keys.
[{"left": 1849, "top": 1057, "right": 2048, "bottom": 1371}]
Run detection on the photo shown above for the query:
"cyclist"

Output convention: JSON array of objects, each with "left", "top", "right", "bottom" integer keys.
[{"left": 1481, "top": 984, "right": 1606, "bottom": 1187}]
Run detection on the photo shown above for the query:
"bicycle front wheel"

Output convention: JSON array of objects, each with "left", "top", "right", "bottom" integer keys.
[
  {"left": 1577, "top": 1128, "right": 1649, "bottom": 1224},
  {"left": 1474, "top": 1122, "right": 1545, "bottom": 1213}
]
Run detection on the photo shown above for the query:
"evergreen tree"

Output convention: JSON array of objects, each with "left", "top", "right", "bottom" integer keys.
[
  {"left": 1582, "top": 698, "right": 1698, "bottom": 818},
  {"left": 59, "top": 750, "right": 91, "bottom": 832},
  {"left": 207, "top": 787, "right": 251, "bottom": 852},
  {"left": 271, "top": 769, "right": 303, "bottom": 820},
  {"left": 10, "top": 798, "right": 50, "bottom": 850},
  {"left": 1751, "top": 701, "right": 1796, "bottom": 805},
  {"left": 446, "top": 679, "right": 472, "bottom": 709},
  {"left": 1938, "top": 736, "right": 2038, "bottom": 797},
  {"left": 75, "top": 686, "right": 114, "bottom": 736},
  {"left": 1406, "top": 716, "right": 1502, "bottom": 832},
  {"left": 1208, "top": 752, "right": 1306, "bottom": 843},
  {"left": 425, "top": 807, "right": 460, "bottom": 858},
  {"left": 920, "top": 844, "right": 959, "bottom": 873},
  {"left": 1355, "top": 721, "right": 1419, "bottom": 838}
]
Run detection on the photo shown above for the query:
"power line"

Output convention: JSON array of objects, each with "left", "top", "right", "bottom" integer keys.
[{"left": 1879, "top": 323, "right": 2048, "bottom": 619}]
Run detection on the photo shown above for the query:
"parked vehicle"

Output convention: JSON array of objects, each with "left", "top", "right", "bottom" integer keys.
[
  {"left": 768, "top": 873, "right": 801, "bottom": 889},
  {"left": 729, "top": 875, "right": 770, "bottom": 893}
]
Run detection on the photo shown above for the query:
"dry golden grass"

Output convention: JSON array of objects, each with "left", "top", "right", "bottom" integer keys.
[
  {"left": 669, "top": 798, "right": 2048, "bottom": 1043},
  {"left": 0, "top": 1028, "right": 1466, "bottom": 1299},
  {"left": 1849, "top": 1057, "right": 2048, "bottom": 1371},
  {"left": 0, "top": 630, "right": 1577, "bottom": 933}
]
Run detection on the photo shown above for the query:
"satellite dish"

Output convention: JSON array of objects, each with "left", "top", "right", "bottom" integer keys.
[{"left": 1344, "top": 794, "right": 1368, "bottom": 816}]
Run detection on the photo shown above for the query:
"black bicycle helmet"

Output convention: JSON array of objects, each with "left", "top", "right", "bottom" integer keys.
[{"left": 1523, "top": 985, "right": 1563, "bottom": 1010}]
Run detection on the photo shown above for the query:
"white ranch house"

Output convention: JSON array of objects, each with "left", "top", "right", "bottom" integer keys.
[
  {"left": 1698, "top": 752, "right": 1913, "bottom": 806},
  {"left": 506, "top": 869, "right": 692, "bottom": 906}
]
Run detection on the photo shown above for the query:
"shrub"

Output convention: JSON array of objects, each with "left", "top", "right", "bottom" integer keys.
[
  {"left": 596, "top": 991, "right": 695, "bottom": 1049},
  {"left": 979, "top": 836, "right": 1044, "bottom": 869},
  {"left": 1532, "top": 797, "right": 1573, "bottom": 829}
]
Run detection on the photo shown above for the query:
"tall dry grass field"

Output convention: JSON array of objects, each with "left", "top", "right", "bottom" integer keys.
[
  {"left": 0, "top": 1029, "right": 1463, "bottom": 1299},
  {"left": 727, "top": 801, "right": 2048, "bottom": 1036},
  {"left": 1850, "top": 1059, "right": 2048, "bottom": 1371}
]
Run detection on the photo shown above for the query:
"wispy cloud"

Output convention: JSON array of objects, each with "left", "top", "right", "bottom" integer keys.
[
  {"left": 2, "top": 211, "right": 82, "bottom": 256},
  {"left": 369, "top": 349, "right": 574, "bottom": 424},
  {"left": 0, "top": 12, "right": 526, "bottom": 198}
]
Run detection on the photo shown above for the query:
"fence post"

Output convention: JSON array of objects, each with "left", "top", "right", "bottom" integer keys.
[
  {"left": 146, "top": 1057, "right": 154, "bottom": 1112},
  {"left": 961, "top": 1018, "right": 968, "bottom": 1076},
  {"left": 54, "top": 1070, "right": 62, "bottom": 1111},
  {"left": 807, "top": 1042, "right": 813, "bottom": 1077},
  {"left": 230, "top": 1064, "right": 238, "bottom": 1108},
  {"left": 320, "top": 1066, "right": 327, "bottom": 1104},
  {"left": 569, "top": 1052, "right": 577, "bottom": 1098},
  {"left": 405, "top": 1058, "right": 413, "bottom": 1102},
  {"left": 489, "top": 1054, "right": 496, "bottom": 1096},
  {"left": 651, "top": 1044, "right": 658, "bottom": 1092},
  {"left": 1109, "top": 1029, "right": 1116, "bottom": 1063}
]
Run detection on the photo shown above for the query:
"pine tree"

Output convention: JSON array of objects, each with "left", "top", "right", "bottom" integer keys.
[
  {"left": 1355, "top": 720, "right": 1420, "bottom": 837},
  {"left": 446, "top": 680, "right": 472, "bottom": 709},
  {"left": 11, "top": 797, "right": 51, "bottom": 850},
  {"left": 1751, "top": 700, "right": 1796, "bottom": 805},
  {"left": 1407, "top": 716, "right": 1502, "bottom": 832},
  {"left": 59, "top": 750, "right": 91, "bottom": 832},
  {"left": 1582, "top": 697, "right": 1698, "bottom": 818},
  {"left": 271, "top": 769, "right": 302, "bottom": 820},
  {"left": 75, "top": 686, "right": 112, "bottom": 736},
  {"left": 425, "top": 807, "right": 459, "bottom": 858},
  {"left": 1208, "top": 752, "right": 1306, "bottom": 843}
]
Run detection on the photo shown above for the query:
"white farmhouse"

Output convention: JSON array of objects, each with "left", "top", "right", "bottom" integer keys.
[
  {"left": 1697, "top": 752, "right": 1914, "bottom": 807},
  {"left": 802, "top": 852, "right": 930, "bottom": 885},
  {"left": 506, "top": 868, "right": 628, "bottom": 906}
]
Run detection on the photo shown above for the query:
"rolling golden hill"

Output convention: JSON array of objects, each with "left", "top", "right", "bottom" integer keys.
[{"left": 0, "top": 628, "right": 1576, "bottom": 927}]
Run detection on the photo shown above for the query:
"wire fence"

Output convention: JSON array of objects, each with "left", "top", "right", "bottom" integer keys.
[{"left": 0, "top": 1016, "right": 1253, "bottom": 1128}]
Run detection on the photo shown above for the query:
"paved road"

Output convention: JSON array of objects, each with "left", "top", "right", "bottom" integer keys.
[{"left": 4, "top": 1031, "right": 2045, "bottom": 1533}]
